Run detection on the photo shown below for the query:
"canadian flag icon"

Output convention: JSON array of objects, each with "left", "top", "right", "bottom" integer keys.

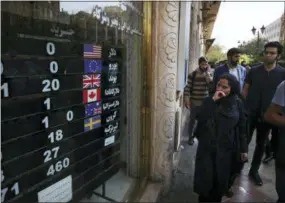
[{"left": 83, "top": 88, "right": 101, "bottom": 103}]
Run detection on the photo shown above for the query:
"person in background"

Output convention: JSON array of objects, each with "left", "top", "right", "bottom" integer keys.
[
  {"left": 264, "top": 80, "right": 285, "bottom": 203},
  {"left": 193, "top": 74, "right": 248, "bottom": 203},
  {"left": 241, "top": 60, "right": 251, "bottom": 73},
  {"left": 213, "top": 48, "right": 247, "bottom": 93},
  {"left": 184, "top": 57, "right": 213, "bottom": 145},
  {"left": 242, "top": 41, "right": 285, "bottom": 186}
]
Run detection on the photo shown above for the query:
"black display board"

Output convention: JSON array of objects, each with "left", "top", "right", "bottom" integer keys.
[{"left": 1, "top": 11, "right": 124, "bottom": 203}]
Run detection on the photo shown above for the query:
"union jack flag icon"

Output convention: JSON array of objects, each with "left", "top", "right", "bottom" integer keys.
[{"left": 83, "top": 74, "right": 101, "bottom": 89}]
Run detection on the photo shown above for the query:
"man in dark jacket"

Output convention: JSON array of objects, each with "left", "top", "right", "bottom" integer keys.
[
  {"left": 213, "top": 48, "right": 247, "bottom": 93},
  {"left": 242, "top": 41, "right": 285, "bottom": 186}
]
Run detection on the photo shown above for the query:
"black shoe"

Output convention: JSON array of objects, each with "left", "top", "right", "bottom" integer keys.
[
  {"left": 225, "top": 188, "right": 234, "bottom": 198},
  {"left": 188, "top": 138, "right": 194, "bottom": 145},
  {"left": 263, "top": 155, "right": 274, "bottom": 164},
  {"left": 249, "top": 170, "right": 263, "bottom": 186}
]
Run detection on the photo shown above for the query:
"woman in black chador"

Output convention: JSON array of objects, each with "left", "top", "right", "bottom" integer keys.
[{"left": 193, "top": 73, "right": 248, "bottom": 202}]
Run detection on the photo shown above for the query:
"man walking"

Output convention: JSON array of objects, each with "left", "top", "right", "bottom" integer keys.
[
  {"left": 184, "top": 57, "right": 213, "bottom": 145},
  {"left": 213, "top": 48, "right": 247, "bottom": 91},
  {"left": 264, "top": 80, "right": 285, "bottom": 202},
  {"left": 242, "top": 41, "right": 285, "bottom": 186}
]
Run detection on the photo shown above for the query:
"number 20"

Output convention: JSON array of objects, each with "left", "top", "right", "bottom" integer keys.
[{"left": 42, "top": 79, "right": 60, "bottom": 92}]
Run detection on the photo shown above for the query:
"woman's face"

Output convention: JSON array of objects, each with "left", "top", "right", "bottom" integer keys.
[{"left": 216, "top": 79, "right": 231, "bottom": 96}]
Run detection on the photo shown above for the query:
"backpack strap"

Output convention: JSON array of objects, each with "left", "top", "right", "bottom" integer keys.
[{"left": 190, "top": 70, "right": 197, "bottom": 93}]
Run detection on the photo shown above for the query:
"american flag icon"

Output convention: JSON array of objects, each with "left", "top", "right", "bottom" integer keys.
[
  {"left": 84, "top": 44, "right": 102, "bottom": 59},
  {"left": 83, "top": 74, "right": 101, "bottom": 89}
]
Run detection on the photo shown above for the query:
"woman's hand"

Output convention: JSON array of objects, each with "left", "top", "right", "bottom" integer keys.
[
  {"left": 212, "top": 91, "right": 226, "bottom": 101},
  {"left": 241, "top": 153, "right": 248, "bottom": 162}
]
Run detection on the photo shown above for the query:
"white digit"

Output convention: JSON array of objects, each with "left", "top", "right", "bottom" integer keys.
[
  {"left": 55, "top": 161, "right": 63, "bottom": 172},
  {"left": 49, "top": 61, "right": 58, "bottom": 73},
  {"left": 46, "top": 42, "right": 55, "bottom": 55},
  {"left": 42, "top": 79, "right": 60, "bottom": 92},
  {"left": 11, "top": 182, "right": 19, "bottom": 195},
  {"left": 42, "top": 116, "right": 49, "bottom": 128},
  {"left": 1, "top": 61, "right": 3, "bottom": 75},
  {"left": 56, "top": 129, "right": 63, "bottom": 141},
  {"left": 44, "top": 98, "right": 51, "bottom": 110},
  {"left": 42, "top": 80, "right": 51, "bottom": 92},
  {"left": 43, "top": 146, "right": 59, "bottom": 163},
  {"left": 47, "top": 165, "right": 55, "bottom": 176},
  {"left": 1, "top": 187, "right": 8, "bottom": 202},
  {"left": 43, "top": 150, "right": 51, "bottom": 163},
  {"left": 1, "top": 83, "right": 9, "bottom": 98},
  {"left": 51, "top": 146, "right": 60, "bottom": 158},
  {"left": 66, "top": 110, "right": 74, "bottom": 121},
  {"left": 63, "top": 157, "right": 70, "bottom": 168},
  {"left": 51, "top": 79, "right": 60, "bottom": 91},
  {"left": 48, "top": 132, "right": 55, "bottom": 143},
  {"left": 1, "top": 170, "right": 4, "bottom": 182}
]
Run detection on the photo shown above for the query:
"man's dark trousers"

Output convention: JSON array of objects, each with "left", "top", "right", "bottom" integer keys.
[
  {"left": 248, "top": 112, "right": 279, "bottom": 172},
  {"left": 188, "top": 104, "right": 200, "bottom": 141}
]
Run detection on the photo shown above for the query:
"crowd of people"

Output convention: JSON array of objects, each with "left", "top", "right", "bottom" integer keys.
[{"left": 183, "top": 41, "right": 285, "bottom": 202}]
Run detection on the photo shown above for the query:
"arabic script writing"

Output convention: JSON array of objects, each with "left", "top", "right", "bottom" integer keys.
[
  {"left": 103, "top": 100, "right": 120, "bottom": 111},
  {"left": 105, "top": 88, "right": 120, "bottom": 96},
  {"left": 104, "top": 122, "right": 119, "bottom": 134},
  {"left": 108, "top": 75, "right": 117, "bottom": 84},
  {"left": 109, "top": 63, "right": 118, "bottom": 71},
  {"left": 106, "top": 111, "right": 118, "bottom": 123}
]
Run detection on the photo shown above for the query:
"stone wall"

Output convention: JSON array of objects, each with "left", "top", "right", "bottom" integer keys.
[
  {"left": 149, "top": 1, "right": 180, "bottom": 193},
  {"left": 147, "top": 1, "right": 206, "bottom": 194},
  {"left": 188, "top": 1, "right": 204, "bottom": 73}
]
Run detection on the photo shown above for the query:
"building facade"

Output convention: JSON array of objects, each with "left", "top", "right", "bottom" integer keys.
[
  {"left": 264, "top": 15, "right": 282, "bottom": 42},
  {"left": 1, "top": 1, "right": 220, "bottom": 202}
]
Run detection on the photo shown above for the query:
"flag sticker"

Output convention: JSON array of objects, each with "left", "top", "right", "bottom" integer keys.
[
  {"left": 84, "top": 115, "right": 101, "bottom": 132},
  {"left": 84, "top": 59, "right": 102, "bottom": 74},
  {"left": 83, "top": 74, "right": 101, "bottom": 89},
  {"left": 83, "top": 88, "right": 101, "bottom": 103},
  {"left": 85, "top": 101, "right": 102, "bottom": 117},
  {"left": 83, "top": 44, "right": 102, "bottom": 59}
]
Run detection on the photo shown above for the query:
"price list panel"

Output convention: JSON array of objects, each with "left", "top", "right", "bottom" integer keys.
[
  {"left": 101, "top": 46, "right": 124, "bottom": 148},
  {"left": 1, "top": 12, "right": 121, "bottom": 203}
]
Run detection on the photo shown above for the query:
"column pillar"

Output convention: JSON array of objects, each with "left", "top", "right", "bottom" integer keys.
[{"left": 149, "top": 1, "right": 180, "bottom": 191}]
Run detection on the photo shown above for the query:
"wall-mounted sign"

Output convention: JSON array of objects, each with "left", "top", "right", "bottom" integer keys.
[
  {"left": 91, "top": 5, "right": 143, "bottom": 36},
  {"left": 1, "top": 11, "right": 124, "bottom": 203}
]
